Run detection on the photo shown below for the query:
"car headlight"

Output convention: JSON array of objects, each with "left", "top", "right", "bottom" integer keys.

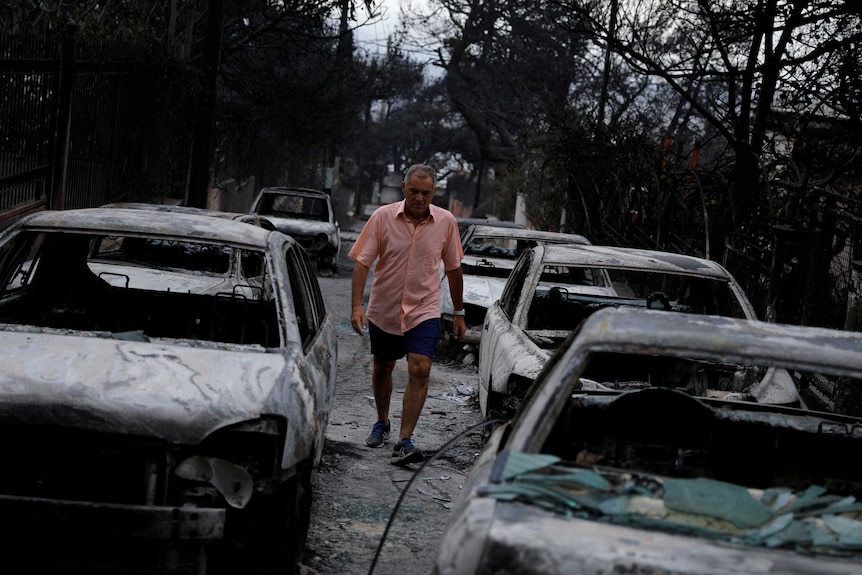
[
  {"left": 506, "top": 374, "right": 535, "bottom": 416},
  {"left": 175, "top": 456, "right": 254, "bottom": 509},
  {"left": 173, "top": 417, "right": 285, "bottom": 509}
]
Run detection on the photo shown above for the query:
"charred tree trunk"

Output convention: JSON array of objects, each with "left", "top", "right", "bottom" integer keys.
[{"left": 188, "top": 0, "right": 224, "bottom": 208}]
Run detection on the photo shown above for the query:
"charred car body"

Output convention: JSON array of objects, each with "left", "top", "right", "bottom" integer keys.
[
  {"left": 455, "top": 217, "right": 526, "bottom": 237},
  {"left": 440, "top": 225, "right": 591, "bottom": 345},
  {"left": 479, "top": 243, "right": 798, "bottom": 419},
  {"left": 436, "top": 307, "right": 862, "bottom": 575},
  {"left": 250, "top": 187, "right": 340, "bottom": 276},
  {"left": 0, "top": 208, "right": 337, "bottom": 573},
  {"left": 102, "top": 201, "right": 278, "bottom": 231}
]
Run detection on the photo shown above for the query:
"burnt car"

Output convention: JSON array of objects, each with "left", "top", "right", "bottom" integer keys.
[
  {"left": 455, "top": 217, "right": 526, "bottom": 237},
  {"left": 440, "top": 225, "right": 591, "bottom": 345},
  {"left": 250, "top": 187, "right": 341, "bottom": 276},
  {"left": 435, "top": 307, "right": 862, "bottom": 575},
  {"left": 0, "top": 207, "right": 337, "bottom": 573},
  {"left": 102, "top": 201, "right": 278, "bottom": 231},
  {"left": 478, "top": 243, "right": 798, "bottom": 418}
]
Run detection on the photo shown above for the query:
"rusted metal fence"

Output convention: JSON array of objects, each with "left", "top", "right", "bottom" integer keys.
[
  {"left": 0, "top": 32, "right": 56, "bottom": 224},
  {"left": 0, "top": 27, "right": 134, "bottom": 228},
  {"left": 62, "top": 38, "right": 132, "bottom": 210}
]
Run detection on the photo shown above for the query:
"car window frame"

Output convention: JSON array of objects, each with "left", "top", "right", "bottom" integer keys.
[
  {"left": 285, "top": 243, "right": 325, "bottom": 350},
  {"left": 500, "top": 248, "right": 534, "bottom": 320},
  {"left": 0, "top": 231, "right": 44, "bottom": 295}
]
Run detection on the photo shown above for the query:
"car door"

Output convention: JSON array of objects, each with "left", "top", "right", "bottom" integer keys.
[
  {"left": 283, "top": 241, "right": 337, "bottom": 460},
  {"left": 477, "top": 247, "right": 535, "bottom": 416}
]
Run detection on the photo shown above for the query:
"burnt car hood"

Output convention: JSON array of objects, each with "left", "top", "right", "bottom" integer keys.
[
  {"left": 442, "top": 274, "right": 508, "bottom": 317},
  {"left": 0, "top": 329, "right": 288, "bottom": 444},
  {"left": 265, "top": 216, "right": 334, "bottom": 236},
  {"left": 463, "top": 275, "right": 507, "bottom": 310},
  {"left": 463, "top": 499, "right": 859, "bottom": 574}
]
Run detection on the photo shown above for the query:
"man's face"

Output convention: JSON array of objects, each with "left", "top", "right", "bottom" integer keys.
[{"left": 402, "top": 174, "right": 436, "bottom": 220}]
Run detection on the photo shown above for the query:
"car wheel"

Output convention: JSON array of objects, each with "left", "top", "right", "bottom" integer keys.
[
  {"left": 486, "top": 387, "right": 507, "bottom": 421},
  {"left": 258, "top": 468, "right": 313, "bottom": 574},
  {"left": 283, "top": 468, "right": 313, "bottom": 569},
  {"left": 213, "top": 468, "right": 312, "bottom": 575}
]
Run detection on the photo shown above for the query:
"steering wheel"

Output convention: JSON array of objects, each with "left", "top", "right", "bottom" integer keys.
[
  {"left": 549, "top": 286, "right": 569, "bottom": 301},
  {"left": 646, "top": 291, "right": 672, "bottom": 310}
]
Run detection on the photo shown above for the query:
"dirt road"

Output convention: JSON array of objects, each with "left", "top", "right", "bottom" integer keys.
[{"left": 303, "top": 246, "right": 484, "bottom": 575}]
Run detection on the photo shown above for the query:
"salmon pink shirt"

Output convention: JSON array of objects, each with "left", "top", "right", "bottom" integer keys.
[{"left": 349, "top": 200, "right": 463, "bottom": 335}]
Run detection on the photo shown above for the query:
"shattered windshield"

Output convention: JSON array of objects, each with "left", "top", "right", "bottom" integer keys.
[
  {"left": 261, "top": 193, "right": 329, "bottom": 222},
  {"left": 464, "top": 237, "right": 522, "bottom": 260},
  {"left": 485, "top": 362, "right": 862, "bottom": 559},
  {"left": 462, "top": 237, "right": 532, "bottom": 278},
  {"left": 576, "top": 352, "right": 767, "bottom": 398},
  {"left": 483, "top": 450, "right": 862, "bottom": 560},
  {"left": 92, "top": 236, "right": 232, "bottom": 274},
  {"left": 528, "top": 267, "right": 748, "bottom": 333},
  {"left": 0, "top": 230, "right": 277, "bottom": 346}
]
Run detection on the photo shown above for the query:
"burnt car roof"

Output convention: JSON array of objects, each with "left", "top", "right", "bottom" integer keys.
[
  {"left": 457, "top": 218, "right": 526, "bottom": 229},
  {"left": 467, "top": 225, "right": 591, "bottom": 245},
  {"left": 13, "top": 208, "right": 274, "bottom": 249},
  {"left": 539, "top": 243, "right": 732, "bottom": 278},
  {"left": 101, "top": 202, "right": 277, "bottom": 230},
  {"left": 553, "top": 306, "right": 862, "bottom": 379},
  {"left": 258, "top": 187, "right": 330, "bottom": 198}
]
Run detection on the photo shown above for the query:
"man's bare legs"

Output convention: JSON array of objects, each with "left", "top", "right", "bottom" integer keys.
[
  {"left": 371, "top": 353, "right": 431, "bottom": 441},
  {"left": 372, "top": 356, "right": 395, "bottom": 424},
  {"left": 399, "top": 352, "right": 431, "bottom": 441}
]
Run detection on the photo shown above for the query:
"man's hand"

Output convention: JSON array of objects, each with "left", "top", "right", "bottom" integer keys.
[
  {"left": 453, "top": 315, "right": 467, "bottom": 340},
  {"left": 351, "top": 262, "right": 371, "bottom": 336},
  {"left": 351, "top": 306, "right": 367, "bottom": 336},
  {"left": 445, "top": 266, "right": 466, "bottom": 341}
]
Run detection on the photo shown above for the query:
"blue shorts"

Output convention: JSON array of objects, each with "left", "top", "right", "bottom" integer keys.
[{"left": 368, "top": 319, "right": 440, "bottom": 361}]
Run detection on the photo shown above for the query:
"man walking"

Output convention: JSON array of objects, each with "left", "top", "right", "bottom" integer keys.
[{"left": 349, "top": 164, "right": 466, "bottom": 465}]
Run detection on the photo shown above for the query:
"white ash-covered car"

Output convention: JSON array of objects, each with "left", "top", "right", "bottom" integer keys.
[
  {"left": 455, "top": 217, "right": 525, "bottom": 237},
  {"left": 0, "top": 207, "right": 336, "bottom": 573},
  {"left": 103, "top": 201, "right": 278, "bottom": 231},
  {"left": 479, "top": 243, "right": 798, "bottom": 419},
  {"left": 250, "top": 187, "right": 341, "bottom": 276},
  {"left": 435, "top": 307, "right": 862, "bottom": 575},
  {"left": 440, "top": 224, "right": 591, "bottom": 344}
]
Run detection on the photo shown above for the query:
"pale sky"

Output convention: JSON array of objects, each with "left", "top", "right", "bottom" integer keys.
[{"left": 352, "top": 0, "right": 401, "bottom": 54}]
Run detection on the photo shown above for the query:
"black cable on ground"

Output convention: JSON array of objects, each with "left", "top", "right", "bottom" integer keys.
[{"left": 367, "top": 418, "right": 507, "bottom": 575}]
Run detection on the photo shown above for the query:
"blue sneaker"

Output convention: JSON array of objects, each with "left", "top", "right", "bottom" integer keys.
[
  {"left": 391, "top": 438, "right": 424, "bottom": 466},
  {"left": 365, "top": 420, "right": 391, "bottom": 448}
]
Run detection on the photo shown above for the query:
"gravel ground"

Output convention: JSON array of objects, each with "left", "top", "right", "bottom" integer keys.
[{"left": 301, "top": 241, "right": 485, "bottom": 575}]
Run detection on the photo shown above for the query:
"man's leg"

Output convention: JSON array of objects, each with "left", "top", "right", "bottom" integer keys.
[
  {"left": 398, "top": 352, "right": 432, "bottom": 441},
  {"left": 372, "top": 355, "right": 396, "bottom": 423},
  {"left": 365, "top": 355, "right": 396, "bottom": 447}
]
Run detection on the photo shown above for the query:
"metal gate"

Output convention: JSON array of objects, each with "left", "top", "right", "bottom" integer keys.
[{"left": 0, "top": 26, "right": 131, "bottom": 228}]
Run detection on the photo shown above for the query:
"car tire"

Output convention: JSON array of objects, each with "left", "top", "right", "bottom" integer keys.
[
  {"left": 486, "top": 387, "right": 506, "bottom": 421},
  {"left": 211, "top": 467, "right": 312, "bottom": 575},
  {"left": 282, "top": 468, "right": 313, "bottom": 570},
  {"left": 257, "top": 468, "right": 313, "bottom": 574}
]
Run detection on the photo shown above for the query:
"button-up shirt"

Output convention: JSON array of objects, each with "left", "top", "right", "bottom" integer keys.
[{"left": 349, "top": 200, "right": 463, "bottom": 335}]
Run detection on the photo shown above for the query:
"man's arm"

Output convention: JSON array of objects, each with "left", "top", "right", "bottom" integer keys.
[
  {"left": 445, "top": 266, "right": 467, "bottom": 340},
  {"left": 351, "top": 261, "right": 371, "bottom": 336}
]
